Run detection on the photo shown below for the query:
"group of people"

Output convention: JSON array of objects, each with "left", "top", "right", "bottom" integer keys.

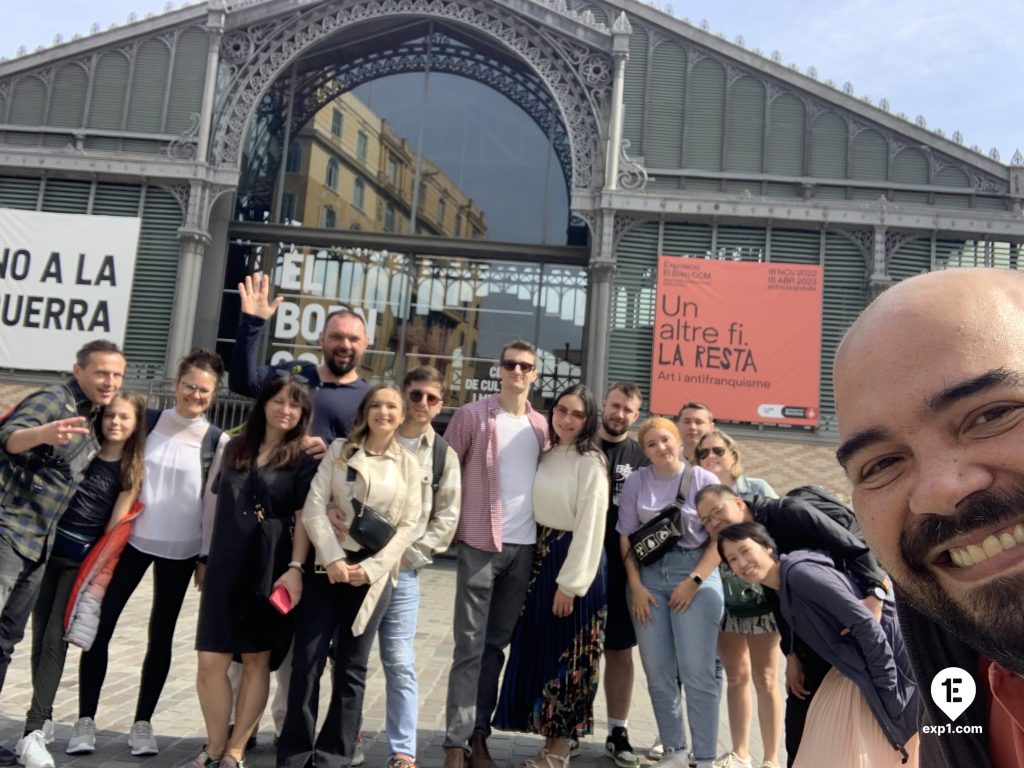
[{"left": 0, "top": 267, "right": 1021, "bottom": 768}]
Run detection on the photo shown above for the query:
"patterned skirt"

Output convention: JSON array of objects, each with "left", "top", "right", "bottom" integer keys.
[{"left": 493, "top": 526, "right": 608, "bottom": 738}]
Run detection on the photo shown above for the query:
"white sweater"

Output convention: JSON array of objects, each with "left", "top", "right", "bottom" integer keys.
[{"left": 532, "top": 445, "right": 609, "bottom": 597}]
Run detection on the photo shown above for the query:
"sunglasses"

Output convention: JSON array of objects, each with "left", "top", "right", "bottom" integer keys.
[
  {"left": 554, "top": 403, "right": 587, "bottom": 421},
  {"left": 697, "top": 446, "right": 729, "bottom": 460},
  {"left": 408, "top": 389, "right": 442, "bottom": 406},
  {"left": 500, "top": 359, "right": 535, "bottom": 373}
]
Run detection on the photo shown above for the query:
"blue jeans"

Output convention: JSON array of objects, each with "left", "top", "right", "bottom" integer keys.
[
  {"left": 0, "top": 537, "right": 46, "bottom": 694},
  {"left": 629, "top": 548, "right": 724, "bottom": 762},
  {"left": 378, "top": 568, "right": 420, "bottom": 758}
]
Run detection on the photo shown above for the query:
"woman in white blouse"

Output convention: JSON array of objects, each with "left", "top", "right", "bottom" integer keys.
[
  {"left": 277, "top": 383, "right": 421, "bottom": 768},
  {"left": 494, "top": 384, "right": 609, "bottom": 768},
  {"left": 73, "top": 349, "right": 230, "bottom": 757}
]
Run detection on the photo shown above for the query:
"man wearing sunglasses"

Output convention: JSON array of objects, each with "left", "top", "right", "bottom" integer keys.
[
  {"left": 442, "top": 341, "right": 549, "bottom": 768},
  {"left": 369, "top": 366, "right": 461, "bottom": 768},
  {"left": 229, "top": 273, "right": 372, "bottom": 456},
  {"left": 693, "top": 484, "right": 888, "bottom": 764}
]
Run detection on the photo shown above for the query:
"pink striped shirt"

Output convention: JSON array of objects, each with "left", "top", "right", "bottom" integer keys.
[{"left": 443, "top": 395, "right": 549, "bottom": 552}]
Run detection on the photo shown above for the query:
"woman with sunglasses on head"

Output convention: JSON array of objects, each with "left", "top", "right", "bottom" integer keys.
[
  {"left": 716, "top": 523, "right": 918, "bottom": 768},
  {"left": 695, "top": 431, "right": 781, "bottom": 768},
  {"left": 616, "top": 417, "right": 723, "bottom": 768},
  {"left": 70, "top": 349, "right": 230, "bottom": 757},
  {"left": 278, "top": 383, "right": 422, "bottom": 768},
  {"left": 191, "top": 374, "right": 318, "bottom": 768},
  {"left": 494, "top": 385, "right": 609, "bottom": 768}
]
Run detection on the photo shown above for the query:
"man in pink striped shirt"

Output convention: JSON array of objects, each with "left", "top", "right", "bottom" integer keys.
[{"left": 442, "top": 340, "right": 549, "bottom": 768}]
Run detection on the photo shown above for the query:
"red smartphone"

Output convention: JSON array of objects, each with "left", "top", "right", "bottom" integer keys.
[{"left": 269, "top": 584, "right": 293, "bottom": 615}]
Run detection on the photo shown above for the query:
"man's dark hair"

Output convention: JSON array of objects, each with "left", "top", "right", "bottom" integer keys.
[
  {"left": 606, "top": 381, "right": 642, "bottom": 403},
  {"left": 500, "top": 339, "right": 536, "bottom": 360},
  {"left": 76, "top": 339, "right": 124, "bottom": 368},
  {"left": 324, "top": 309, "right": 367, "bottom": 333},
  {"left": 677, "top": 401, "right": 714, "bottom": 421},
  {"left": 695, "top": 483, "right": 740, "bottom": 507},
  {"left": 403, "top": 365, "right": 446, "bottom": 398},
  {"left": 715, "top": 521, "right": 777, "bottom": 562}
]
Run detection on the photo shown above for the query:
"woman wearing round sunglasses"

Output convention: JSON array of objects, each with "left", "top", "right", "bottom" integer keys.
[
  {"left": 494, "top": 384, "right": 609, "bottom": 768},
  {"left": 695, "top": 430, "right": 780, "bottom": 768}
]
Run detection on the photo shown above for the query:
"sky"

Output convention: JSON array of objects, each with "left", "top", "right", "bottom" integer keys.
[{"left": 4, "top": 0, "right": 1022, "bottom": 160}]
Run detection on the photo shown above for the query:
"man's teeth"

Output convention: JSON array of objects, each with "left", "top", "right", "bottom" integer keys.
[{"left": 949, "top": 524, "right": 1024, "bottom": 567}]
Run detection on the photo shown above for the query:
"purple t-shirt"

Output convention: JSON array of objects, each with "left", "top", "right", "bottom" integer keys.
[{"left": 616, "top": 463, "right": 718, "bottom": 549}]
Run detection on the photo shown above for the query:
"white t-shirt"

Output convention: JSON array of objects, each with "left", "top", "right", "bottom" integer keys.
[
  {"left": 132, "top": 409, "right": 222, "bottom": 559},
  {"left": 496, "top": 410, "right": 540, "bottom": 545}
]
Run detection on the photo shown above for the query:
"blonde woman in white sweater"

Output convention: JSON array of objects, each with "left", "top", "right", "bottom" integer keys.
[{"left": 495, "top": 384, "right": 609, "bottom": 768}]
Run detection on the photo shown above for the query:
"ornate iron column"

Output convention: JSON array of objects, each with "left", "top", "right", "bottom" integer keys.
[{"left": 604, "top": 12, "right": 631, "bottom": 191}]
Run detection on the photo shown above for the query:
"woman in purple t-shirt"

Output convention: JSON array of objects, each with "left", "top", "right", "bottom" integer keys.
[{"left": 616, "top": 417, "right": 723, "bottom": 768}]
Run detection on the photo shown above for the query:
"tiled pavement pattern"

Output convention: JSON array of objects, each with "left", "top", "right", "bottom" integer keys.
[{"left": 0, "top": 558, "right": 786, "bottom": 768}]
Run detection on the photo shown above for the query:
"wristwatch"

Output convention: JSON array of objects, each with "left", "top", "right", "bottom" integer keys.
[
  {"left": 869, "top": 586, "right": 887, "bottom": 601},
  {"left": 690, "top": 573, "right": 703, "bottom": 585}
]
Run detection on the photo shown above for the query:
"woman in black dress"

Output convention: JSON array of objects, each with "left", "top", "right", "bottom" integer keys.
[{"left": 192, "top": 374, "right": 318, "bottom": 768}]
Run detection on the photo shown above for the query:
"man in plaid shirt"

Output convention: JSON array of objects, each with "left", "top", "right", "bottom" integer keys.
[{"left": 0, "top": 339, "right": 125, "bottom": 763}]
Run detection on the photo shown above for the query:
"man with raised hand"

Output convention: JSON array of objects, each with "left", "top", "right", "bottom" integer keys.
[
  {"left": 442, "top": 341, "right": 548, "bottom": 768},
  {"left": 0, "top": 340, "right": 125, "bottom": 766},
  {"left": 834, "top": 267, "right": 1024, "bottom": 768},
  {"left": 229, "top": 273, "right": 372, "bottom": 454}
]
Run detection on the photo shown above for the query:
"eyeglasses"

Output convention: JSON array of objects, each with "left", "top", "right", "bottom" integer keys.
[
  {"left": 698, "top": 504, "right": 728, "bottom": 525},
  {"left": 500, "top": 359, "right": 535, "bottom": 373},
  {"left": 554, "top": 404, "right": 587, "bottom": 421},
  {"left": 408, "top": 389, "right": 442, "bottom": 406},
  {"left": 180, "top": 381, "right": 213, "bottom": 397},
  {"left": 273, "top": 369, "right": 310, "bottom": 385},
  {"left": 697, "top": 446, "right": 728, "bottom": 460}
]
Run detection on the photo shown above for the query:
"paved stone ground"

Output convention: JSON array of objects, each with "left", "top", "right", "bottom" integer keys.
[{"left": 0, "top": 558, "right": 785, "bottom": 768}]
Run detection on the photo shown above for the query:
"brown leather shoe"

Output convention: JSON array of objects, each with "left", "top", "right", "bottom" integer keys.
[
  {"left": 469, "top": 732, "right": 497, "bottom": 768},
  {"left": 443, "top": 747, "right": 468, "bottom": 768}
]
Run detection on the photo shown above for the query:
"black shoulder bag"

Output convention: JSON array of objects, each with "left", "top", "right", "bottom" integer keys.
[
  {"left": 345, "top": 464, "right": 397, "bottom": 553},
  {"left": 628, "top": 463, "right": 694, "bottom": 567}
]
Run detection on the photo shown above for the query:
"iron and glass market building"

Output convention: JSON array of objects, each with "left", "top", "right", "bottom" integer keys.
[{"left": 1, "top": 0, "right": 1022, "bottom": 432}]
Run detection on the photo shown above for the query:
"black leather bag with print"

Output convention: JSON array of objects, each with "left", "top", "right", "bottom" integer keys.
[
  {"left": 628, "top": 464, "right": 694, "bottom": 566},
  {"left": 346, "top": 466, "right": 397, "bottom": 553}
]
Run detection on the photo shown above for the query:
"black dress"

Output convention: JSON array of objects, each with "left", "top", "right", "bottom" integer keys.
[{"left": 196, "top": 452, "right": 318, "bottom": 666}]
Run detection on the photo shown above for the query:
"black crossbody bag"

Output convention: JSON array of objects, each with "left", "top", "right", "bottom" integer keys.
[
  {"left": 345, "top": 465, "right": 397, "bottom": 553},
  {"left": 628, "top": 464, "right": 694, "bottom": 566}
]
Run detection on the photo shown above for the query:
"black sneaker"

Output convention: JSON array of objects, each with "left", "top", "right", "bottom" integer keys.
[{"left": 604, "top": 728, "right": 639, "bottom": 768}]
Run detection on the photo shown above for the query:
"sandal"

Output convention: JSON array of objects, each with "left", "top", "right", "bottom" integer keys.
[{"left": 518, "top": 749, "right": 570, "bottom": 768}]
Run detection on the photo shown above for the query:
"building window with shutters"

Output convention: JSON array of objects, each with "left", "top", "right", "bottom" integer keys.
[
  {"left": 331, "top": 109, "right": 343, "bottom": 137},
  {"left": 387, "top": 153, "right": 399, "bottom": 185},
  {"left": 282, "top": 192, "right": 296, "bottom": 223},
  {"left": 436, "top": 197, "right": 447, "bottom": 226},
  {"left": 357, "top": 131, "right": 369, "bottom": 161},
  {"left": 326, "top": 157, "right": 339, "bottom": 190},
  {"left": 384, "top": 202, "right": 395, "bottom": 232},
  {"left": 322, "top": 205, "right": 337, "bottom": 228},
  {"left": 353, "top": 177, "right": 365, "bottom": 210},
  {"left": 455, "top": 212, "right": 462, "bottom": 237}
]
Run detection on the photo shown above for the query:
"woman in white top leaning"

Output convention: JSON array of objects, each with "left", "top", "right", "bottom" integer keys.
[
  {"left": 495, "top": 384, "right": 609, "bottom": 768},
  {"left": 70, "top": 349, "right": 230, "bottom": 757}
]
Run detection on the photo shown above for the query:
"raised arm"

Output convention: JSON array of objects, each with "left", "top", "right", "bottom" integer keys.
[{"left": 228, "top": 274, "right": 284, "bottom": 397}]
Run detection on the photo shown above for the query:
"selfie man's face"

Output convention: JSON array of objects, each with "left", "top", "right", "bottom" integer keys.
[{"left": 834, "top": 270, "right": 1024, "bottom": 670}]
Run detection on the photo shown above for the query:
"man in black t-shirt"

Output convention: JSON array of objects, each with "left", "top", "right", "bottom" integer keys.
[{"left": 597, "top": 382, "right": 648, "bottom": 768}]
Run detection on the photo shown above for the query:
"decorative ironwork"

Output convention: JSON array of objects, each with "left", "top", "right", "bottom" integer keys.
[
  {"left": 618, "top": 139, "right": 648, "bottom": 191},
  {"left": 1012, "top": 149, "right": 1023, "bottom": 167},
  {"left": 167, "top": 112, "right": 201, "bottom": 160},
  {"left": 613, "top": 212, "right": 645, "bottom": 248},
  {"left": 211, "top": 0, "right": 608, "bottom": 191}
]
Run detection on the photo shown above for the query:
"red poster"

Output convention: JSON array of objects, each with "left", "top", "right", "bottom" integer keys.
[{"left": 649, "top": 256, "right": 823, "bottom": 427}]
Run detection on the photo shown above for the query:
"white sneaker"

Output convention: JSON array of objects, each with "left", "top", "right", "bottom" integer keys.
[
  {"left": 66, "top": 717, "right": 96, "bottom": 755},
  {"left": 648, "top": 738, "right": 664, "bottom": 760},
  {"left": 128, "top": 721, "right": 159, "bottom": 756},
  {"left": 39, "top": 723, "right": 54, "bottom": 747},
  {"left": 15, "top": 731, "right": 55, "bottom": 768},
  {"left": 653, "top": 750, "right": 691, "bottom": 768},
  {"left": 713, "top": 754, "right": 753, "bottom": 768}
]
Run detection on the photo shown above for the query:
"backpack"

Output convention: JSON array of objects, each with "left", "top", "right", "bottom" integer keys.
[
  {"left": 145, "top": 409, "right": 224, "bottom": 492},
  {"left": 784, "top": 484, "right": 864, "bottom": 542},
  {"left": 430, "top": 433, "right": 449, "bottom": 499}
]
